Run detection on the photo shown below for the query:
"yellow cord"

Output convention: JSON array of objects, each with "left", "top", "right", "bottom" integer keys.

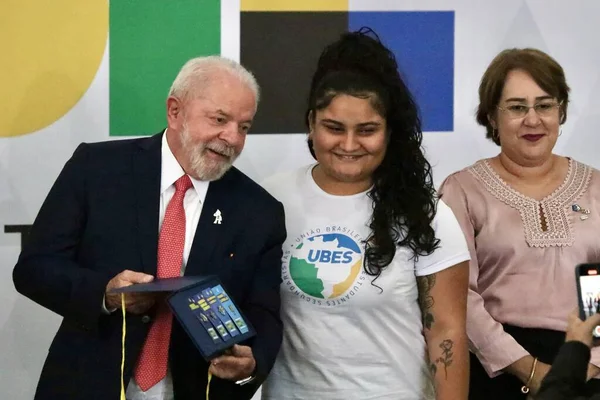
[
  {"left": 206, "top": 370, "right": 212, "bottom": 399},
  {"left": 120, "top": 293, "right": 126, "bottom": 400}
]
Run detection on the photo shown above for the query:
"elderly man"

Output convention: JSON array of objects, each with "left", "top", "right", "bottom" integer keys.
[{"left": 13, "top": 56, "right": 286, "bottom": 400}]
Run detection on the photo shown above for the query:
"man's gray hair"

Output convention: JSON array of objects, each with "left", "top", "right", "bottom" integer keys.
[{"left": 168, "top": 55, "right": 260, "bottom": 104}]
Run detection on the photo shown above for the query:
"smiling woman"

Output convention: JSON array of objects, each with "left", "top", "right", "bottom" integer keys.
[
  {"left": 1, "top": 0, "right": 107, "bottom": 137},
  {"left": 309, "top": 93, "right": 387, "bottom": 194},
  {"left": 260, "top": 28, "right": 471, "bottom": 400},
  {"left": 439, "top": 48, "right": 600, "bottom": 399}
]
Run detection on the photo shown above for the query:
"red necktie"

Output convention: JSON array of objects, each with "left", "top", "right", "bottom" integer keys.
[{"left": 134, "top": 174, "right": 193, "bottom": 391}]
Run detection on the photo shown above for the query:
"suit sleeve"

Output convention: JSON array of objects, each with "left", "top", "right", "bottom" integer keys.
[
  {"left": 12, "top": 143, "right": 112, "bottom": 331},
  {"left": 536, "top": 341, "right": 590, "bottom": 400},
  {"left": 245, "top": 200, "right": 286, "bottom": 383}
]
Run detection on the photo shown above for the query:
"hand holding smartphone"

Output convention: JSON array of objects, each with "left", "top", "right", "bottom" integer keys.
[{"left": 575, "top": 263, "right": 600, "bottom": 339}]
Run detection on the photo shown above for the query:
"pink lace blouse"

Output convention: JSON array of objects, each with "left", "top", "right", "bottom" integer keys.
[{"left": 440, "top": 158, "right": 600, "bottom": 377}]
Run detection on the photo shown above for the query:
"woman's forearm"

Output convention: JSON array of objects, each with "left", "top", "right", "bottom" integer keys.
[{"left": 426, "top": 328, "right": 469, "bottom": 400}]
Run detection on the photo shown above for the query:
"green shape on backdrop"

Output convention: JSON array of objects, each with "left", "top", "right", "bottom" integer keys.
[{"left": 109, "top": 0, "right": 221, "bottom": 136}]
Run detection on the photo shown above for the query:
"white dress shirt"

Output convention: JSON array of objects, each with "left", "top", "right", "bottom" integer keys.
[{"left": 126, "top": 131, "right": 210, "bottom": 400}]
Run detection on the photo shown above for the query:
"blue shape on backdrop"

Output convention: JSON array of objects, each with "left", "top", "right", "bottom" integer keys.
[{"left": 349, "top": 11, "right": 455, "bottom": 132}]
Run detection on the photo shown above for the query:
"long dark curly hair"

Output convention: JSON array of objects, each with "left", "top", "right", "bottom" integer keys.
[{"left": 306, "top": 27, "right": 439, "bottom": 278}]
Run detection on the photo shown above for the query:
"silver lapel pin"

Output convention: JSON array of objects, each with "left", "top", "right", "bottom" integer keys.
[{"left": 213, "top": 209, "right": 223, "bottom": 224}]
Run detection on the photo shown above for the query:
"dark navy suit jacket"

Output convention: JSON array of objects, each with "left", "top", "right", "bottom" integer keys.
[{"left": 13, "top": 133, "right": 286, "bottom": 400}]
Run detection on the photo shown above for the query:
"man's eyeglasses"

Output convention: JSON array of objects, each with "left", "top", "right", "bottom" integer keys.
[{"left": 497, "top": 101, "right": 563, "bottom": 119}]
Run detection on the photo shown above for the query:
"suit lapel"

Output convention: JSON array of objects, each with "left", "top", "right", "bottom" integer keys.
[
  {"left": 133, "top": 133, "right": 162, "bottom": 275},
  {"left": 185, "top": 172, "right": 238, "bottom": 277}
]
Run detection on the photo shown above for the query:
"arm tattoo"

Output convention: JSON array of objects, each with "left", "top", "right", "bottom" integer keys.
[
  {"left": 432, "top": 339, "right": 454, "bottom": 379},
  {"left": 417, "top": 274, "right": 436, "bottom": 330},
  {"left": 416, "top": 275, "right": 454, "bottom": 379}
]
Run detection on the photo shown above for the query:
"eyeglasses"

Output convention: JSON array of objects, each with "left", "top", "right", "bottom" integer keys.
[{"left": 497, "top": 100, "right": 563, "bottom": 119}]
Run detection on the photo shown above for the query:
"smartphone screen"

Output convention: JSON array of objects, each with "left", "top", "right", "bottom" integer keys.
[{"left": 577, "top": 266, "right": 600, "bottom": 338}]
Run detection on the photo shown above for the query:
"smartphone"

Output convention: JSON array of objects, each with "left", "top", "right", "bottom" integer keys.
[{"left": 575, "top": 263, "right": 600, "bottom": 339}]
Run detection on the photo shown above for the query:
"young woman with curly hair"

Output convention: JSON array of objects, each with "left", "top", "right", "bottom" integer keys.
[{"left": 261, "top": 28, "right": 470, "bottom": 400}]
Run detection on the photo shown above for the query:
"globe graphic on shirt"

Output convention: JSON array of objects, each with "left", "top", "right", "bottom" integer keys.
[{"left": 289, "top": 233, "right": 363, "bottom": 299}]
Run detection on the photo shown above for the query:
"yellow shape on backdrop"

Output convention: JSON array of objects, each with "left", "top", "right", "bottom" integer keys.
[
  {"left": 0, "top": 0, "right": 108, "bottom": 137},
  {"left": 241, "top": 0, "right": 348, "bottom": 12}
]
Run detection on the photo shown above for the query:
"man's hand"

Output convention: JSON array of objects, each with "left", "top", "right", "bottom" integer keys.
[
  {"left": 209, "top": 345, "right": 256, "bottom": 381},
  {"left": 564, "top": 309, "right": 600, "bottom": 380},
  {"left": 566, "top": 309, "right": 600, "bottom": 347},
  {"left": 104, "top": 270, "right": 156, "bottom": 314}
]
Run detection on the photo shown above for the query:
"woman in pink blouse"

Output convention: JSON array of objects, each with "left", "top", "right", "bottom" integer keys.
[{"left": 440, "top": 48, "right": 600, "bottom": 399}]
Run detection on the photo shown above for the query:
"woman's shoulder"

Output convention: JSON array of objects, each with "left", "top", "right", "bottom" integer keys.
[
  {"left": 571, "top": 158, "right": 600, "bottom": 174},
  {"left": 439, "top": 158, "right": 490, "bottom": 191},
  {"left": 260, "top": 164, "right": 314, "bottom": 200},
  {"left": 569, "top": 158, "right": 600, "bottom": 192}
]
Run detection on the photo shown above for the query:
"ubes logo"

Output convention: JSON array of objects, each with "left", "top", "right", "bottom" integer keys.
[
  {"left": 283, "top": 227, "right": 367, "bottom": 307},
  {"left": 307, "top": 248, "right": 354, "bottom": 264}
]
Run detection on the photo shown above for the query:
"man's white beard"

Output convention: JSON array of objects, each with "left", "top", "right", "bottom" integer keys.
[{"left": 180, "top": 123, "right": 239, "bottom": 181}]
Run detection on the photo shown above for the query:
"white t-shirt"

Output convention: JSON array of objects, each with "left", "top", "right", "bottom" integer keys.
[{"left": 260, "top": 164, "right": 470, "bottom": 400}]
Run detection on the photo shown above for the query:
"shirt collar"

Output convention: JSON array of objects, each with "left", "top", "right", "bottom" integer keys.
[{"left": 161, "top": 129, "right": 210, "bottom": 202}]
